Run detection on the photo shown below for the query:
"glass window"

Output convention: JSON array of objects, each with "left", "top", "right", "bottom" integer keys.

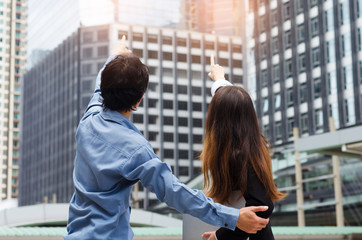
[
  {"left": 327, "top": 40, "right": 336, "bottom": 62},
  {"left": 83, "top": 31, "right": 93, "bottom": 43},
  {"left": 314, "top": 78, "right": 321, "bottom": 99},
  {"left": 340, "top": 2, "right": 350, "bottom": 25},
  {"left": 285, "top": 30, "right": 291, "bottom": 48},
  {"left": 178, "top": 117, "right": 188, "bottom": 127},
  {"left": 272, "top": 37, "right": 279, "bottom": 54},
  {"left": 310, "top": 0, "right": 318, "bottom": 7},
  {"left": 83, "top": 47, "right": 93, "bottom": 58},
  {"left": 287, "top": 88, "right": 294, "bottom": 107},
  {"left": 329, "top": 103, "right": 339, "bottom": 128},
  {"left": 97, "top": 46, "right": 108, "bottom": 57},
  {"left": 273, "top": 64, "right": 280, "bottom": 82},
  {"left": 261, "top": 70, "right": 268, "bottom": 87},
  {"left": 163, "top": 100, "right": 173, "bottom": 109},
  {"left": 274, "top": 94, "right": 281, "bottom": 110},
  {"left": 97, "top": 29, "right": 108, "bottom": 41},
  {"left": 301, "top": 113, "right": 308, "bottom": 133},
  {"left": 275, "top": 121, "right": 282, "bottom": 141},
  {"left": 328, "top": 71, "right": 337, "bottom": 95},
  {"left": 345, "top": 98, "right": 356, "bottom": 124},
  {"left": 358, "top": 0, "right": 362, "bottom": 18},
  {"left": 261, "top": 43, "right": 267, "bottom": 59},
  {"left": 287, "top": 117, "right": 294, "bottom": 138},
  {"left": 260, "top": 15, "right": 266, "bottom": 32},
  {"left": 263, "top": 98, "right": 269, "bottom": 114},
  {"left": 271, "top": 9, "right": 278, "bottom": 26},
  {"left": 312, "top": 47, "right": 320, "bottom": 67},
  {"left": 133, "top": 114, "right": 143, "bottom": 124},
  {"left": 297, "top": 24, "right": 305, "bottom": 43},
  {"left": 284, "top": 2, "right": 291, "bottom": 19},
  {"left": 315, "top": 109, "right": 323, "bottom": 130},
  {"left": 311, "top": 17, "right": 319, "bottom": 38},
  {"left": 299, "top": 54, "right": 306, "bottom": 72},
  {"left": 342, "top": 33, "right": 352, "bottom": 57},
  {"left": 343, "top": 65, "right": 353, "bottom": 90},
  {"left": 177, "top": 85, "right": 187, "bottom": 94},
  {"left": 358, "top": 28, "right": 362, "bottom": 51},
  {"left": 178, "top": 101, "right": 188, "bottom": 110},
  {"left": 325, "top": 9, "right": 334, "bottom": 32},
  {"left": 300, "top": 83, "right": 307, "bottom": 103},
  {"left": 285, "top": 59, "right": 293, "bottom": 78},
  {"left": 297, "top": 0, "right": 304, "bottom": 13}
]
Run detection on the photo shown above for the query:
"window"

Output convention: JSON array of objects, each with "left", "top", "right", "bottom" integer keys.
[
  {"left": 299, "top": 54, "right": 306, "bottom": 72},
  {"left": 163, "top": 84, "right": 173, "bottom": 93},
  {"left": 133, "top": 114, "right": 143, "bottom": 124},
  {"left": 297, "top": 24, "right": 305, "bottom": 43},
  {"left": 343, "top": 65, "right": 353, "bottom": 90},
  {"left": 297, "top": 0, "right": 304, "bottom": 13},
  {"left": 287, "top": 117, "right": 294, "bottom": 138},
  {"left": 325, "top": 9, "right": 334, "bottom": 32},
  {"left": 177, "top": 38, "right": 187, "bottom": 47},
  {"left": 345, "top": 98, "right": 356, "bottom": 124},
  {"left": 301, "top": 113, "right": 308, "bottom": 133},
  {"left": 310, "top": 0, "right": 318, "bottom": 7},
  {"left": 285, "top": 59, "right": 292, "bottom": 78},
  {"left": 274, "top": 94, "right": 281, "bottom": 110},
  {"left": 300, "top": 83, "right": 307, "bottom": 103},
  {"left": 178, "top": 101, "right": 188, "bottom": 110},
  {"left": 275, "top": 121, "right": 282, "bottom": 141},
  {"left": 358, "top": 28, "right": 362, "bottom": 51},
  {"left": 315, "top": 109, "right": 323, "bottom": 130},
  {"left": 163, "top": 100, "right": 173, "bottom": 109},
  {"left": 260, "top": 15, "right": 266, "bottom": 32},
  {"left": 273, "top": 65, "right": 280, "bottom": 82},
  {"left": 271, "top": 9, "right": 278, "bottom": 26},
  {"left": 313, "top": 78, "right": 321, "bottom": 99},
  {"left": 260, "top": 43, "right": 267, "bottom": 59},
  {"left": 312, "top": 47, "right": 320, "bottom": 67},
  {"left": 162, "top": 36, "right": 172, "bottom": 45},
  {"left": 177, "top": 85, "right": 187, "bottom": 94},
  {"left": 97, "top": 29, "right": 108, "bottom": 41},
  {"left": 327, "top": 40, "right": 336, "bottom": 62},
  {"left": 83, "top": 48, "right": 93, "bottom": 58},
  {"left": 193, "top": 118, "right": 202, "bottom": 127},
  {"left": 272, "top": 37, "right": 279, "bottom": 54},
  {"left": 148, "top": 50, "right": 158, "bottom": 59},
  {"left": 284, "top": 2, "right": 291, "bottom": 19},
  {"left": 342, "top": 33, "right": 352, "bottom": 57},
  {"left": 147, "top": 34, "right": 158, "bottom": 43},
  {"left": 263, "top": 97, "right": 269, "bottom": 114},
  {"left": 310, "top": 17, "right": 318, "bottom": 38},
  {"left": 340, "top": 2, "right": 350, "bottom": 25},
  {"left": 284, "top": 30, "right": 292, "bottom": 48},
  {"left": 82, "top": 64, "right": 92, "bottom": 75},
  {"left": 358, "top": 0, "right": 362, "bottom": 18},
  {"left": 193, "top": 102, "right": 202, "bottom": 111},
  {"left": 163, "top": 52, "right": 172, "bottom": 61},
  {"left": 178, "top": 134, "right": 188, "bottom": 143},
  {"left": 133, "top": 32, "right": 143, "bottom": 42},
  {"left": 177, "top": 53, "right": 187, "bottom": 62},
  {"left": 191, "top": 39, "right": 201, "bottom": 48},
  {"left": 261, "top": 70, "right": 268, "bottom": 87},
  {"left": 328, "top": 71, "right": 337, "bottom": 95},
  {"left": 192, "top": 86, "right": 202, "bottom": 95},
  {"left": 178, "top": 117, "right": 188, "bottom": 127},
  {"left": 98, "top": 46, "right": 108, "bottom": 57},
  {"left": 163, "top": 116, "right": 173, "bottom": 125}
]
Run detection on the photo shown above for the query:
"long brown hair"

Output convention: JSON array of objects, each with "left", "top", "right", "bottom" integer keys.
[{"left": 200, "top": 86, "right": 286, "bottom": 204}]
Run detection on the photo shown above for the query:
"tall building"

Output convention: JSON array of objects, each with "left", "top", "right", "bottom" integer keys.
[
  {"left": 180, "top": 0, "right": 244, "bottom": 36},
  {"left": 0, "top": 0, "right": 27, "bottom": 202},
  {"left": 247, "top": 0, "right": 362, "bottom": 225},
  {"left": 20, "top": 23, "right": 243, "bottom": 207}
]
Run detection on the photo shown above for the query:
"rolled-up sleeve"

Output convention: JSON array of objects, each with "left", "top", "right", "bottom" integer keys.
[{"left": 120, "top": 145, "right": 240, "bottom": 231}]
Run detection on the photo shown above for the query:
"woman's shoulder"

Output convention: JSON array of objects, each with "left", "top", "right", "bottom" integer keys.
[{"left": 225, "top": 191, "right": 246, "bottom": 209}]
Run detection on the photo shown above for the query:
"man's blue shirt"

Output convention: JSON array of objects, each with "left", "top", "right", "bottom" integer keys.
[{"left": 65, "top": 55, "right": 239, "bottom": 239}]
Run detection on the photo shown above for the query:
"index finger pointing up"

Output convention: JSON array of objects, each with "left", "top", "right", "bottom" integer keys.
[
  {"left": 210, "top": 54, "right": 215, "bottom": 66},
  {"left": 120, "top": 35, "right": 126, "bottom": 48}
]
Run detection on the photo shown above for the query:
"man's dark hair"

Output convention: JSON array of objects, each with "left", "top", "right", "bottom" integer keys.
[{"left": 100, "top": 55, "right": 149, "bottom": 111}]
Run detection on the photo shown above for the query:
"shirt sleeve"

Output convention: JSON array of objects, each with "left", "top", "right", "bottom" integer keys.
[
  {"left": 120, "top": 145, "right": 240, "bottom": 231},
  {"left": 84, "top": 55, "right": 117, "bottom": 114},
  {"left": 211, "top": 79, "right": 233, "bottom": 97}
]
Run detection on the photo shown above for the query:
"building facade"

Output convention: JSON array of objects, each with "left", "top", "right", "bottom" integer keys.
[
  {"left": 20, "top": 23, "right": 243, "bottom": 207},
  {"left": 247, "top": 0, "right": 362, "bottom": 225},
  {"left": 0, "top": 0, "right": 27, "bottom": 202}
]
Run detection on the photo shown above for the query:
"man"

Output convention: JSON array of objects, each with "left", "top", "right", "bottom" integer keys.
[{"left": 65, "top": 37, "right": 269, "bottom": 239}]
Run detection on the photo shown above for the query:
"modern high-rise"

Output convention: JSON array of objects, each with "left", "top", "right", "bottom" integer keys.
[
  {"left": 20, "top": 22, "right": 243, "bottom": 207},
  {"left": 0, "top": 0, "right": 27, "bottom": 202},
  {"left": 247, "top": 0, "right": 362, "bottom": 225},
  {"left": 180, "top": 0, "right": 245, "bottom": 36}
]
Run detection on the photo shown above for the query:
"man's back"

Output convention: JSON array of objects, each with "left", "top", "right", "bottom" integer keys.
[{"left": 66, "top": 108, "right": 153, "bottom": 239}]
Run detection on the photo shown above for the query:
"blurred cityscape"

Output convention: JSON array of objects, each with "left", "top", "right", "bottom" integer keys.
[{"left": 0, "top": 0, "right": 361, "bottom": 237}]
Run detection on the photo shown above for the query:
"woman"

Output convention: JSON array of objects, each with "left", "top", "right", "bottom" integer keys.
[{"left": 201, "top": 57, "right": 286, "bottom": 240}]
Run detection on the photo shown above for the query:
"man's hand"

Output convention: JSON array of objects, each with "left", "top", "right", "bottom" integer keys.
[
  {"left": 201, "top": 231, "right": 216, "bottom": 240},
  {"left": 236, "top": 206, "right": 269, "bottom": 233},
  {"left": 208, "top": 54, "right": 225, "bottom": 81},
  {"left": 112, "top": 35, "right": 132, "bottom": 56}
]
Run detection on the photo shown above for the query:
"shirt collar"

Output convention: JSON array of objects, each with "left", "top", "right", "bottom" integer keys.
[{"left": 100, "top": 108, "right": 143, "bottom": 136}]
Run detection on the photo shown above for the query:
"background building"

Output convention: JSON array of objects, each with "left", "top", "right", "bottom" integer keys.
[
  {"left": 0, "top": 0, "right": 27, "bottom": 202},
  {"left": 246, "top": 0, "right": 362, "bottom": 225},
  {"left": 20, "top": 22, "right": 244, "bottom": 207}
]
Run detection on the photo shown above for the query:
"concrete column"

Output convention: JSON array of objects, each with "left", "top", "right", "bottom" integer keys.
[
  {"left": 293, "top": 127, "right": 305, "bottom": 227},
  {"left": 329, "top": 117, "right": 345, "bottom": 227}
]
